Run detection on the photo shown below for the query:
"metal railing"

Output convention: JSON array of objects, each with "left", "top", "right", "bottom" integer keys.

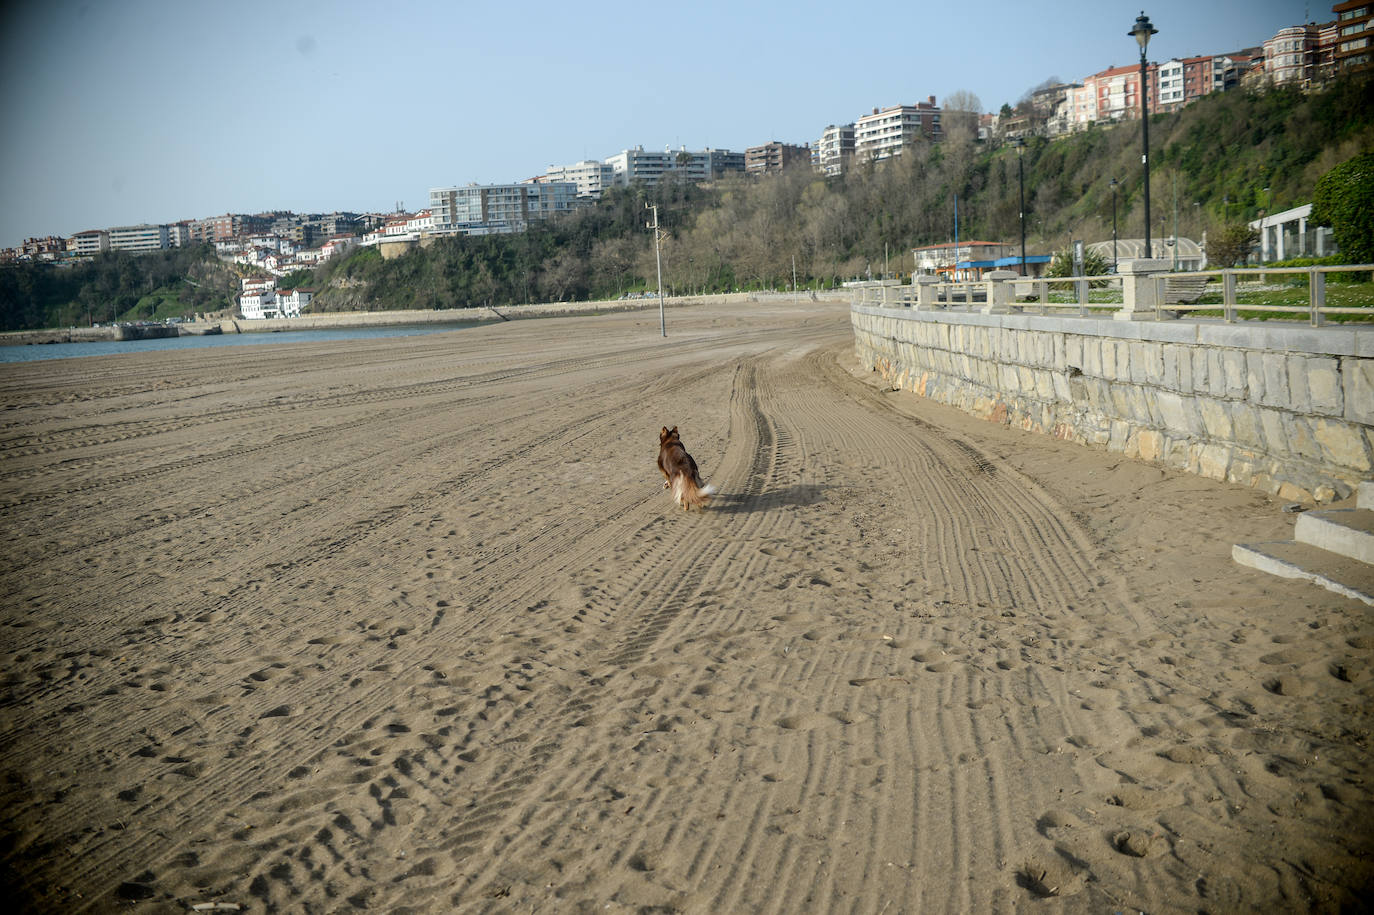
[
  {"left": 1156, "top": 265, "right": 1374, "bottom": 326},
  {"left": 853, "top": 264, "right": 1374, "bottom": 326}
]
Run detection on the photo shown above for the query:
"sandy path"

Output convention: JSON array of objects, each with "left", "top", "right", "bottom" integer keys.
[{"left": 0, "top": 300, "right": 1369, "bottom": 913}]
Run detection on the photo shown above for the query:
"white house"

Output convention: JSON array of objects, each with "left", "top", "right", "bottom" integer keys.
[
  {"left": 405, "top": 209, "right": 432, "bottom": 234},
  {"left": 246, "top": 233, "right": 284, "bottom": 253},
  {"left": 276, "top": 288, "right": 313, "bottom": 317},
  {"left": 238, "top": 289, "right": 277, "bottom": 319},
  {"left": 319, "top": 235, "right": 360, "bottom": 260}
]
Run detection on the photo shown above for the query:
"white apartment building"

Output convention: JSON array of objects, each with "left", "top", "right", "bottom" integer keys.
[
  {"left": 604, "top": 147, "right": 675, "bottom": 186},
  {"left": 1157, "top": 59, "right": 1186, "bottom": 110},
  {"left": 816, "top": 124, "right": 855, "bottom": 177},
  {"left": 108, "top": 224, "right": 171, "bottom": 253},
  {"left": 70, "top": 230, "right": 110, "bottom": 256},
  {"left": 542, "top": 160, "right": 615, "bottom": 198},
  {"left": 428, "top": 182, "right": 578, "bottom": 235},
  {"left": 854, "top": 98, "right": 943, "bottom": 163}
]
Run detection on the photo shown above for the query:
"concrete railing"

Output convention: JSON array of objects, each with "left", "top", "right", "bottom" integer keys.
[
  {"left": 851, "top": 270, "right": 1374, "bottom": 503},
  {"left": 853, "top": 259, "right": 1374, "bottom": 326}
]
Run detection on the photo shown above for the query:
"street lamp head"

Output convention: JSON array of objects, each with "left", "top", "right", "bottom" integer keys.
[
  {"left": 1109, "top": 177, "right": 1118, "bottom": 189},
  {"left": 1130, "top": 11, "right": 1157, "bottom": 55},
  {"left": 1011, "top": 136, "right": 1025, "bottom": 153}
]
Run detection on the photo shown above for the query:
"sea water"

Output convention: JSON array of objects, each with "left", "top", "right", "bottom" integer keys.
[{"left": 0, "top": 323, "right": 480, "bottom": 364}]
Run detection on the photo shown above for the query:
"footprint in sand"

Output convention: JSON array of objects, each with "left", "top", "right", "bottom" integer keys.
[
  {"left": 776, "top": 712, "right": 846, "bottom": 731},
  {"left": 1261, "top": 675, "right": 1316, "bottom": 697},
  {"left": 1113, "top": 830, "right": 1164, "bottom": 857},
  {"left": 1017, "top": 855, "right": 1085, "bottom": 898}
]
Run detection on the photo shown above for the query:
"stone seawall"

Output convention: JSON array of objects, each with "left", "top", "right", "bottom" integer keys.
[
  {"left": 3, "top": 291, "right": 847, "bottom": 346},
  {"left": 206, "top": 292, "right": 841, "bottom": 334},
  {"left": 0, "top": 324, "right": 179, "bottom": 345},
  {"left": 851, "top": 304, "right": 1374, "bottom": 503}
]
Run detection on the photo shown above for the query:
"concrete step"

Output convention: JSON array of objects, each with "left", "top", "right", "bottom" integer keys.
[
  {"left": 1295, "top": 508, "right": 1374, "bottom": 565},
  {"left": 1232, "top": 540, "right": 1374, "bottom": 606},
  {"left": 1360, "top": 480, "right": 1374, "bottom": 511}
]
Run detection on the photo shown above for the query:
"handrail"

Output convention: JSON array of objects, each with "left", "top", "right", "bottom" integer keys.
[{"left": 853, "top": 264, "right": 1374, "bottom": 325}]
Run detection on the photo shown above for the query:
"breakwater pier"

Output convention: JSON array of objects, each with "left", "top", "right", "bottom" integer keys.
[{"left": 0, "top": 292, "right": 840, "bottom": 348}]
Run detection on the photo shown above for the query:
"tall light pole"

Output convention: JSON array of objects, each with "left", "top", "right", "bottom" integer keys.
[
  {"left": 1012, "top": 137, "right": 1027, "bottom": 276},
  {"left": 646, "top": 203, "right": 666, "bottom": 337},
  {"left": 1130, "top": 11, "right": 1158, "bottom": 259},
  {"left": 1109, "top": 177, "right": 1119, "bottom": 272}
]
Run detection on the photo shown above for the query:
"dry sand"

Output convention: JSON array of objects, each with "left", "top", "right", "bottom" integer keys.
[{"left": 0, "top": 299, "right": 1369, "bottom": 913}]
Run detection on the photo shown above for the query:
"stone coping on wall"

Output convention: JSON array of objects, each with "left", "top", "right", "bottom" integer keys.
[{"left": 852, "top": 304, "right": 1374, "bottom": 358}]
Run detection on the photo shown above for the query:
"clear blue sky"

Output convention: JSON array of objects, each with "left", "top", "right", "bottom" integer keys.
[{"left": 0, "top": 0, "right": 1311, "bottom": 248}]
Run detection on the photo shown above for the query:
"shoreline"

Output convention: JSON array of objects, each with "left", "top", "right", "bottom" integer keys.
[{"left": 0, "top": 290, "right": 847, "bottom": 346}]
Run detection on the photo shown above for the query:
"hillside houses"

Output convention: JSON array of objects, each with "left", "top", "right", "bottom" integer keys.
[{"left": 237, "top": 276, "right": 313, "bottom": 319}]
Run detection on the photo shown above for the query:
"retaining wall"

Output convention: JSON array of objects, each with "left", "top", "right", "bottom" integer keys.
[{"left": 851, "top": 303, "right": 1374, "bottom": 503}]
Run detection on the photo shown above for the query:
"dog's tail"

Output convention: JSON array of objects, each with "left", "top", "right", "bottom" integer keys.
[{"left": 672, "top": 475, "right": 716, "bottom": 510}]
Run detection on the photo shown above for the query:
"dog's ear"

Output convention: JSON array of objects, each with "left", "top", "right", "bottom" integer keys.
[
  {"left": 661, "top": 426, "right": 669, "bottom": 437},
  {"left": 670, "top": 426, "right": 678, "bottom": 434}
]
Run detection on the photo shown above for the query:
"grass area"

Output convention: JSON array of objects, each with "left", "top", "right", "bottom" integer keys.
[
  {"left": 1189, "top": 281, "right": 1374, "bottom": 322},
  {"left": 119, "top": 287, "right": 202, "bottom": 322},
  {"left": 1039, "top": 279, "right": 1374, "bottom": 322}
]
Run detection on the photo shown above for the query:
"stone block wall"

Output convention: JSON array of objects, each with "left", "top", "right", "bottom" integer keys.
[{"left": 851, "top": 304, "right": 1374, "bottom": 503}]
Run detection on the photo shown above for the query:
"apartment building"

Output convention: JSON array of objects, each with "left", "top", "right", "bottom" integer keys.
[
  {"left": 744, "top": 142, "right": 810, "bottom": 176},
  {"left": 815, "top": 124, "right": 855, "bottom": 176},
  {"left": 107, "top": 224, "right": 173, "bottom": 253},
  {"left": 676, "top": 148, "right": 745, "bottom": 181},
  {"left": 69, "top": 230, "right": 110, "bottom": 256},
  {"left": 1334, "top": 1, "right": 1373, "bottom": 72},
  {"left": 601, "top": 146, "right": 744, "bottom": 187},
  {"left": 428, "top": 182, "right": 577, "bottom": 235},
  {"left": 541, "top": 160, "right": 615, "bottom": 199},
  {"left": 1157, "top": 59, "right": 1187, "bottom": 110},
  {"left": 1265, "top": 25, "right": 1320, "bottom": 84},
  {"left": 854, "top": 97, "right": 943, "bottom": 163},
  {"left": 604, "top": 147, "right": 674, "bottom": 187},
  {"left": 1079, "top": 63, "right": 1158, "bottom": 122},
  {"left": 193, "top": 213, "right": 274, "bottom": 243},
  {"left": 1262, "top": 19, "right": 1346, "bottom": 88}
]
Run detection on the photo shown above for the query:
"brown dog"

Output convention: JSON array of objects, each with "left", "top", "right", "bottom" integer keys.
[{"left": 657, "top": 426, "right": 716, "bottom": 510}]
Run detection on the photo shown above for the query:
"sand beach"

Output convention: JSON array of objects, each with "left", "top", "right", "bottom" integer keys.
[{"left": 0, "top": 299, "right": 1369, "bottom": 912}]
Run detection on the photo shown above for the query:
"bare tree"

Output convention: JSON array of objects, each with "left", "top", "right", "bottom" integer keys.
[{"left": 943, "top": 89, "right": 983, "bottom": 139}]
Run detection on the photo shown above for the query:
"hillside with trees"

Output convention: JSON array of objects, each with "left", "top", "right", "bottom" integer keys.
[
  {"left": 3, "top": 73, "right": 1371, "bottom": 331},
  {"left": 305, "top": 72, "right": 1371, "bottom": 312},
  {"left": 0, "top": 245, "right": 240, "bottom": 331}
]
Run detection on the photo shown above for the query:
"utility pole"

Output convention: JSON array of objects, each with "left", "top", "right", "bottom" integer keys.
[
  {"left": 1172, "top": 172, "right": 1179, "bottom": 271},
  {"left": 792, "top": 255, "right": 798, "bottom": 303},
  {"left": 646, "top": 203, "right": 665, "bottom": 337}
]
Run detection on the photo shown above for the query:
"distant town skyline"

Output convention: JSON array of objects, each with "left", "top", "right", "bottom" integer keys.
[{"left": 0, "top": 0, "right": 1312, "bottom": 249}]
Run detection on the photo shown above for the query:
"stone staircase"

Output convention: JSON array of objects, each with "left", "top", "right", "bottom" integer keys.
[{"left": 1233, "top": 481, "right": 1374, "bottom": 605}]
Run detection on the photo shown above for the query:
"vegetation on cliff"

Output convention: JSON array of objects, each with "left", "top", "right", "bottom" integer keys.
[{"left": 0, "top": 245, "right": 239, "bottom": 331}]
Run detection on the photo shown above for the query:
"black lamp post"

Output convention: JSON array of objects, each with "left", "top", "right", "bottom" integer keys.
[
  {"left": 1130, "top": 11, "right": 1158, "bottom": 259},
  {"left": 1012, "top": 137, "right": 1027, "bottom": 275},
  {"left": 1109, "top": 177, "right": 1119, "bottom": 272}
]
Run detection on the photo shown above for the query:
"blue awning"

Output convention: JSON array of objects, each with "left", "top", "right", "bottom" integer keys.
[{"left": 992, "top": 255, "right": 1051, "bottom": 267}]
